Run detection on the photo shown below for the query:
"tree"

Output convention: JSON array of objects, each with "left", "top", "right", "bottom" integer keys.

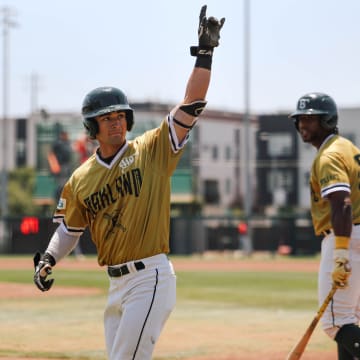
[{"left": 7, "top": 167, "right": 39, "bottom": 216}]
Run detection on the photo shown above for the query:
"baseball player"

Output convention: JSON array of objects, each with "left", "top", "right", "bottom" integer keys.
[
  {"left": 289, "top": 93, "right": 360, "bottom": 359},
  {"left": 33, "top": 5, "right": 224, "bottom": 360}
]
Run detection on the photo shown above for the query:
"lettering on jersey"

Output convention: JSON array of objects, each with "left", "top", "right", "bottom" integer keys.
[
  {"left": 320, "top": 174, "right": 339, "bottom": 186},
  {"left": 57, "top": 198, "right": 66, "bottom": 210},
  {"left": 119, "top": 152, "right": 138, "bottom": 172},
  {"left": 104, "top": 209, "right": 127, "bottom": 240},
  {"left": 115, "top": 168, "right": 142, "bottom": 197},
  {"left": 84, "top": 168, "right": 142, "bottom": 216}
]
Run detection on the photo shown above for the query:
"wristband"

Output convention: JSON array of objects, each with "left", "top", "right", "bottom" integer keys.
[
  {"left": 335, "top": 236, "right": 350, "bottom": 249},
  {"left": 195, "top": 56, "right": 212, "bottom": 70},
  {"left": 333, "top": 248, "right": 349, "bottom": 260},
  {"left": 43, "top": 252, "right": 56, "bottom": 266},
  {"left": 190, "top": 46, "right": 213, "bottom": 70}
]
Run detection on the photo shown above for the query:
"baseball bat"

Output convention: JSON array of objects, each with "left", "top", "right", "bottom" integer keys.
[{"left": 285, "top": 284, "right": 337, "bottom": 360}]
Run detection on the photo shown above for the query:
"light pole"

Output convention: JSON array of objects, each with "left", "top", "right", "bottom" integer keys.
[
  {"left": 243, "top": 0, "right": 253, "bottom": 252},
  {"left": 0, "top": 6, "right": 17, "bottom": 240},
  {"left": 30, "top": 72, "right": 40, "bottom": 114}
]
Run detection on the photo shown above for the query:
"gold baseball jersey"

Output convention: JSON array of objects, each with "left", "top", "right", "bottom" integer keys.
[
  {"left": 310, "top": 135, "right": 360, "bottom": 235},
  {"left": 53, "top": 116, "right": 186, "bottom": 266}
]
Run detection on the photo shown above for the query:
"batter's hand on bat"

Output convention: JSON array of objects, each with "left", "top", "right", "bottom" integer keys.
[
  {"left": 332, "top": 249, "right": 351, "bottom": 289},
  {"left": 33, "top": 252, "right": 55, "bottom": 292},
  {"left": 197, "top": 5, "right": 225, "bottom": 49}
]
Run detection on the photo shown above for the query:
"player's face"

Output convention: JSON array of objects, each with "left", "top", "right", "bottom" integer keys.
[
  {"left": 95, "top": 111, "right": 127, "bottom": 153},
  {"left": 297, "top": 115, "right": 329, "bottom": 149}
]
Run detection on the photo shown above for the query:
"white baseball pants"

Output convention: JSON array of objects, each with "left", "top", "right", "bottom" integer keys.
[
  {"left": 104, "top": 254, "right": 176, "bottom": 360},
  {"left": 319, "top": 225, "right": 360, "bottom": 339}
]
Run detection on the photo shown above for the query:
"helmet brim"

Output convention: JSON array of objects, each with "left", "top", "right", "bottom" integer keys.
[
  {"left": 83, "top": 104, "right": 133, "bottom": 119},
  {"left": 288, "top": 109, "right": 328, "bottom": 119}
]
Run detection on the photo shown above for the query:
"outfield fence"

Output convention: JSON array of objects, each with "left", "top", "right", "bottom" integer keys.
[{"left": 0, "top": 215, "right": 321, "bottom": 256}]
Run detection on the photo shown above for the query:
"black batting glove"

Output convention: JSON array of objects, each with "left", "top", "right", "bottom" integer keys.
[
  {"left": 190, "top": 5, "right": 225, "bottom": 57},
  {"left": 33, "top": 252, "right": 56, "bottom": 292}
]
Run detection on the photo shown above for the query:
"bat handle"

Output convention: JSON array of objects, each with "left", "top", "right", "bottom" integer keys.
[
  {"left": 285, "top": 284, "right": 337, "bottom": 360},
  {"left": 317, "top": 285, "right": 337, "bottom": 317}
]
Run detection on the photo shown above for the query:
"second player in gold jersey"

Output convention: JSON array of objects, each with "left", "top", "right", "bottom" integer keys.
[
  {"left": 310, "top": 135, "right": 360, "bottom": 236},
  {"left": 289, "top": 92, "right": 360, "bottom": 360}
]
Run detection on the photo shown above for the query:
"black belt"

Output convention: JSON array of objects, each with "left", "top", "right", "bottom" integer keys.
[
  {"left": 322, "top": 223, "right": 360, "bottom": 237},
  {"left": 107, "top": 261, "right": 145, "bottom": 277}
]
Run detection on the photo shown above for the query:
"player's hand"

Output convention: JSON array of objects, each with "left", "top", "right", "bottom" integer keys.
[
  {"left": 33, "top": 252, "right": 55, "bottom": 292},
  {"left": 197, "top": 5, "right": 225, "bottom": 49},
  {"left": 332, "top": 249, "right": 351, "bottom": 289}
]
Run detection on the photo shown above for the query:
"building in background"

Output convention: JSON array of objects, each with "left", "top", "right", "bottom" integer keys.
[
  {"left": 3, "top": 103, "right": 360, "bottom": 255},
  {"left": 19, "top": 104, "right": 255, "bottom": 216},
  {"left": 7, "top": 103, "right": 360, "bottom": 216}
]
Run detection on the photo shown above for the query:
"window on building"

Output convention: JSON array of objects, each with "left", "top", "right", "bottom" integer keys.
[
  {"left": 212, "top": 146, "right": 218, "bottom": 160},
  {"left": 225, "top": 178, "right": 231, "bottom": 194},
  {"left": 234, "top": 129, "right": 240, "bottom": 145},
  {"left": 225, "top": 146, "right": 231, "bottom": 160},
  {"left": 268, "top": 169, "right": 293, "bottom": 191},
  {"left": 267, "top": 169, "right": 293, "bottom": 206},
  {"left": 267, "top": 133, "right": 293, "bottom": 157},
  {"left": 16, "top": 118, "right": 27, "bottom": 167},
  {"left": 204, "top": 179, "right": 220, "bottom": 204},
  {"left": 304, "top": 171, "right": 310, "bottom": 186}
]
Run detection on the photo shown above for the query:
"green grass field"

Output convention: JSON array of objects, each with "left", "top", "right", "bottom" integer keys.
[
  {"left": 0, "top": 255, "right": 335, "bottom": 360},
  {"left": 0, "top": 265, "right": 318, "bottom": 309}
]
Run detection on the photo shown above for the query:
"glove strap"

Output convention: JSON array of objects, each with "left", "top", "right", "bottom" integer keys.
[
  {"left": 335, "top": 236, "right": 350, "bottom": 249},
  {"left": 42, "top": 252, "right": 57, "bottom": 266},
  {"left": 190, "top": 46, "right": 213, "bottom": 70}
]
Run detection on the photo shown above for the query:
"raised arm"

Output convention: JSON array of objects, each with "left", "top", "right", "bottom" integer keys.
[{"left": 172, "top": 5, "right": 225, "bottom": 142}]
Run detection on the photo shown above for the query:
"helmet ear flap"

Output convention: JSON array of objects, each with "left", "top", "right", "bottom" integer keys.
[
  {"left": 321, "top": 113, "right": 338, "bottom": 130},
  {"left": 125, "top": 110, "right": 134, "bottom": 131},
  {"left": 293, "top": 118, "right": 299, "bottom": 132},
  {"left": 83, "top": 118, "right": 99, "bottom": 139}
]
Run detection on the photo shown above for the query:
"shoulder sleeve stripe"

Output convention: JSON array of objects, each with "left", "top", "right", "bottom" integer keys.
[
  {"left": 53, "top": 218, "right": 85, "bottom": 235},
  {"left": 167, "top": 114, "right": 189, "bottom": 153},
  {"left": 53, "top": 214, "right": 64, "bottom": 224},
  {"left": 321, "top": 183, "right": 351, "bottom": 197}
]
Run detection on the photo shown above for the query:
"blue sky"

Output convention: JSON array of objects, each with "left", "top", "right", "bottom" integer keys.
[{"left": 2, "top": 0, "right": 360, "bottom": 117}]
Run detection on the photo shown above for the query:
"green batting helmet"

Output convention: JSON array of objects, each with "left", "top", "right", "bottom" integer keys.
[
  {"left": 289, "top": 92, "right": 338, "bottom": 131},
  {"left": 82, "top": 87, "right": 134, "bottom": 139}
]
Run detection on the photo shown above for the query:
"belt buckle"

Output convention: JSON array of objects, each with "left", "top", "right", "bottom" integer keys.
[
  {"left": 121, "top": 264, "right": 130, "bottom": 276},
  {"left": 116, "top": 266, "right": 124, "bottom": 277},
  {"left": 108, "top": 264, "right": 128, "bottom": 277}
]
